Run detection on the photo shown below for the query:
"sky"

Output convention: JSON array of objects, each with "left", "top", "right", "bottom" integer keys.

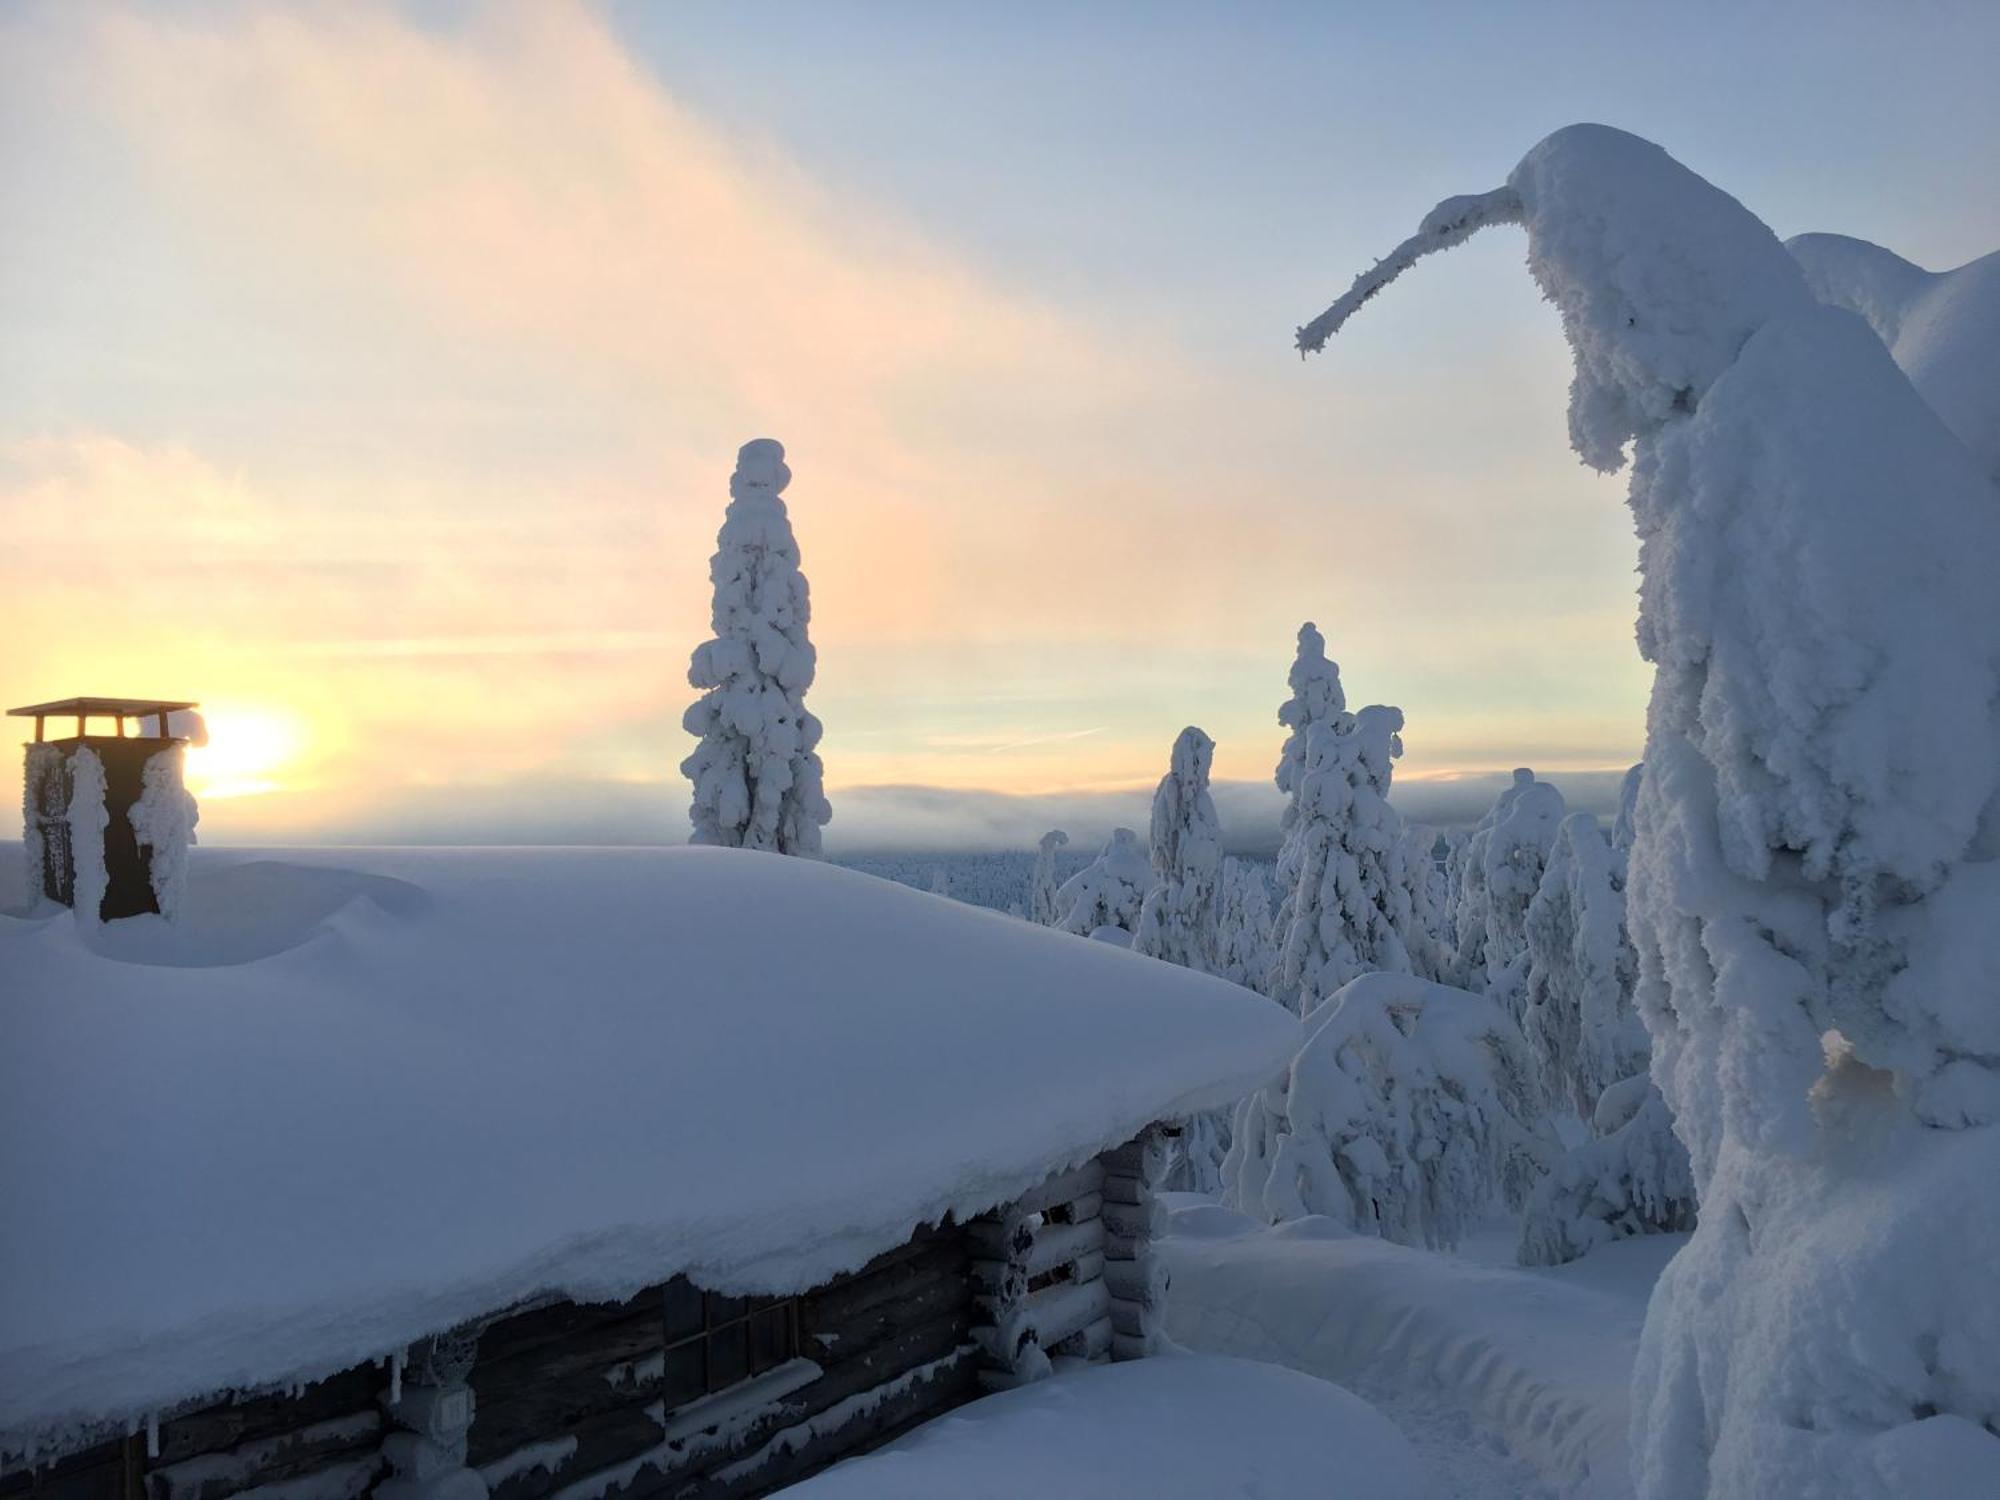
[{"left": 3, "top": 0, "right": 1997, "bottom": 849}]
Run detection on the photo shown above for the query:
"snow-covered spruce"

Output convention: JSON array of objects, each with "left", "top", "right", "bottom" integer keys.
[
  {"left": 1052, "top": 828, "right": 1152, "bottom": 944},
  {"left": 1268, "top": 624, "right": 1350, "bottom": 1010},
  {"left": 1274, "top": 622, "right": 1348, "bottom": 842},
  {"left": 1223, "top": 972, "right": 1551, "bottom": 1249},
  {"left": 1027, "top": 829, "right": 1069, "bottom": 926},
  {"left": 1214, "top": 858, "right": 1279, "bottom": 997},
  {"left": 1133, "top": 727, "right": 1223, "bottom": 974},
  {"left": 680, "top": 439, "right": 831, "bottom": 856},
  {"left": 1269, "top": 708, "right": 1421, "bottom": 1012},
  {"left": 65, "top": 747, "right": 108, "bottom": 924},
  {"left": 1521, "top": 811, "right": 1644, "bottom": 1118},
  {"left": 129, "top": 746, "right": 200, "bottom": 922},
  {"left": 1517, "top": 1074, "right": 1694, "bottom": 1268},
  {"left": 1303, "top": 123, "right": 2000, "bottom": 1497},
  {"left": 1446, "top": 768, "right": 1565, "bottom": 1014}
]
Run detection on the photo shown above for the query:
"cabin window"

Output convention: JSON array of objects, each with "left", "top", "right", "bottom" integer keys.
[{"left": 659, "top": 1279, "right": 801, "bottom": 1410}]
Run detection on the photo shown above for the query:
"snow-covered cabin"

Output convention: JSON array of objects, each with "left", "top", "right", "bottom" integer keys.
[{"left": 0, "top": 848, "right": 1298, "bottom": 1500}]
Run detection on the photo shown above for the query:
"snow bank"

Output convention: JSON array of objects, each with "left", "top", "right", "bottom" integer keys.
[
  {"left": 0, "top": 846, "right": 1298, "bottom": 1453},
  {"left": 780, "top": 1353, "right": 1428, "bottom": 1500},
  {"left": 1163, "top": 1202, "right": 1681, "bottom": 1500}
]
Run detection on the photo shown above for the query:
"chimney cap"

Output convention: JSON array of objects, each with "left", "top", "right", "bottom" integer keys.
[{"left": 9, "top": 696, "right": 199, "bottom": 719}]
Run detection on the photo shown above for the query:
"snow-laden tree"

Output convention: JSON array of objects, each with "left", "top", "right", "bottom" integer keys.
[
  {"left": 1053, "top": 827, "right": 1151, "bottom": 942},
  {"left": 1215, "top": 858, "right": 1279, "bottom": 996},
  {"left": 1517, "top": 1074, "right": 1695, "bottom": 1267},
  {"left": 1270, "top": 709, "right": 1423, "bottom": 1010},
  {"left": 1521, "top": 811, "right": 1645, "bottom": 1117},
  {"left": 1274, "top": 622, "right": 1348, "bottom": 847},
  {"left": 1302, "top": 123, "right": 2000, "bottom": 1497},
  {"left": 680, "top": 438, "right": 831, "bottom": 855},
  {"left": 1447, "top": 768, "right": 1565, "bottom": 1012},
  {"left": 1134, "top": 727, "right": 1223, "bottom": 973},
  {"left": 1027, "top": 829, "right": 1069, "bottom": 926},
  {"left": 1224, "top": 971, "right": 1553, "bottom": 1249}
]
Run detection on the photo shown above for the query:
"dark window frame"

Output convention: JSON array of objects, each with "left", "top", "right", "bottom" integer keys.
[{"left": 659, "top": 1282, "right": 802, "bottom": 1410}]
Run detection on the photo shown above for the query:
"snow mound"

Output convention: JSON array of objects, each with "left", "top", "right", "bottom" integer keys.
[
  {"left": 779, "top": 1353, "right": 1429, "bottom": 1500},
  {"left": 0, "top": 845, "right": 1299, "bottom": 1453},
  {"left": 1787, "top": 234, "right": 2000, "bottom": 485},
  {"left": 1163, "top": 1202, "right": 1680, "bottom": 1500}
]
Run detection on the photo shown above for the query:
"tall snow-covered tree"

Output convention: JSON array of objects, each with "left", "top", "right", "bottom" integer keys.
[
  {"left": 1028, "top": 829, "right": 1069, "bottom": 926},
  {"left": 1134, "top": 727, "right": 1223, "bottom": 972},
  {"left": 1521, "top": 811, "right": 1645, "bottom": 1117},
  {"left": 1302, "top": 122, "right": 2000, "bottom": 1496},
  {"left": 1274, "top": 621, "right": 1348, "bottom": 847},
  {"left": 1224, "top": 971, "right": 1553, "bottom": 1249},
  {"left": 1215, "top": 858, "right": 1279, "bottom": 997},
  {"left": 1269, "top": 708, "right": 1420, "bottom": 1011},
  {"left": 680, "top": 438, "right": 831, "bottom": 856},
  {"left": 1053, "top": 828, "right": 1151, "bottom": 943},
  {"left": 1448, "top": 768, "right": 1565, "bottom": 1011}
]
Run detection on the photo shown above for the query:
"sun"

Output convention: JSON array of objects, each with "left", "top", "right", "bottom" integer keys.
[{"left": 184, "top": 705, "right": 307, "bottom": 800}]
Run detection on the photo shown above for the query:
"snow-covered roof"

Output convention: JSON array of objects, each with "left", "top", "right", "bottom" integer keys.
[{"left": 0, "top": 846, "right": 1298, "bottom": 1453}]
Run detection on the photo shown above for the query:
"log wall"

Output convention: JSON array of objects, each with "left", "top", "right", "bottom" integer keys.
[{"left": 2, "top": 1126, "right": 1176, "bottom": 1500}]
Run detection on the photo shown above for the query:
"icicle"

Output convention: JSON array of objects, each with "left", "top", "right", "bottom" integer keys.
[
  {"left": 145, "top": 1413, "right": 159, "bottom": 1460},
  {"left": 388, "top": 1348, "right": 406, "bottom": 1405}
]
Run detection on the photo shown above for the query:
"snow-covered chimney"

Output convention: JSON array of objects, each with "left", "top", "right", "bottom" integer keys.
[{"left": 10, "top": 696, "right": 202, "bottom": 921}]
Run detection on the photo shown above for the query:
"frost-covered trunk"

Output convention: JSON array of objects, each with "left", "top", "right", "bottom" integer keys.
[
  {"left": 1302, "top": 123, "right": 2000, "bottom": 1497},
  {"left": 680, "top": 439, "right": 831, "bottom": 856}
]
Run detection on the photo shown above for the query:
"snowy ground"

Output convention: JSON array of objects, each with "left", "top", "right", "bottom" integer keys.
[
  {"left": 784, "top": 1354, "right": 1429, "bottom": 1499},
  {"left": 1160, "top": 1198, "right": 1682, "bottom": 1500}
]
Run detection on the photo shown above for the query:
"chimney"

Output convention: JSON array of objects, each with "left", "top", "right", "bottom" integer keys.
[{"left": 11, "top": 697, "right": 202, "bottom": 921}]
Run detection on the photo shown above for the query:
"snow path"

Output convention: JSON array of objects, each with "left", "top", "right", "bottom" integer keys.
[{"left": 1161, "top": 1202, "right": 1682, "bottom": 1499}]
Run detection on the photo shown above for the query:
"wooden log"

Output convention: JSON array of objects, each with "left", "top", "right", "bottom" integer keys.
[
  {"left": 685, "top": 1348, "right": 978, "bottom": 1500},
  {"left": 969, "top": 1220, "right": 1103, "bottom": 1291},
  {"left": 962, "top": 1215, "right": 1035, "bottom": 1262},
  {"left": 1048, "top": 1315, "right": 1113, "bottom": 1363},
  {"left": 1108, "top": 1298, "right": 1155, "bottom": 1340},
  {"left": 801, "top": 1268, "right": 969, "bottom": 1369},
  {"left": 797, "top": 1238, "right": 966, "bottom": 1332},
  {"left": 1023, "top": 1279, "right": 1111, "bottom": 1352},
  {"left": 475, "top": 1288, "right": 659, "bottom": 1370},
  {"left": 1099, "top": 1172, "right": 1147, "bottom": 1206},
  {"left": 148, "top": 1366, "right": 381, "bottom": 1470},
  {"left": 1009, "top": 1162, "right": 1105, "bottom": 1217},
  {"left": 1100, "top": 1198, "right": 1165, "bottom": 1244},
  {"left": 1097, "top": 1134, "right": 1169, "bottom": 1182},
  {"left": 480, "top": 1404, "right": 659, "bottom": 1500},
  {"left": 1042, "top": 1191, "right": 1103, "bottom": 1227},
  {"left": 147, "top": 1414, "right": 382, "bottom": 1500},
  {"left": 1102, "top": 1255, "right": 1168, "bottom": 1305}
]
